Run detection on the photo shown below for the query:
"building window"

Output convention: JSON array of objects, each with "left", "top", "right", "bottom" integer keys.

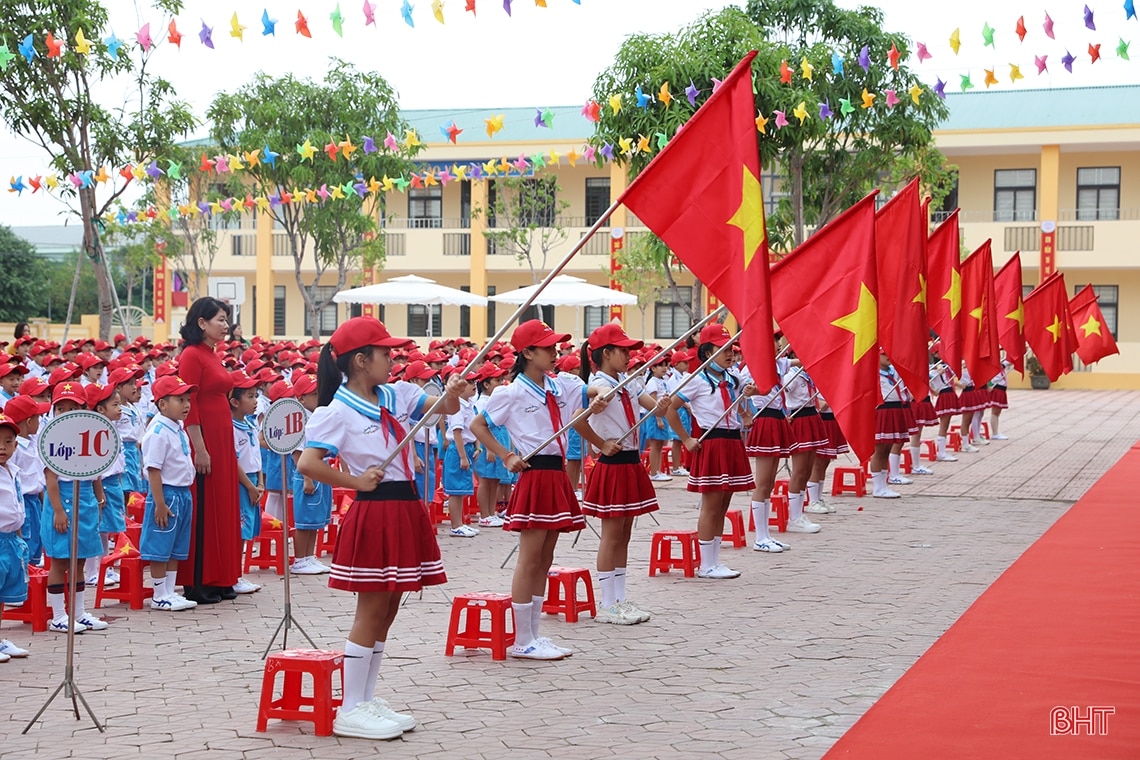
[
  {"left": 761, "top": 171, "right": 785, "bottom": 219},
  {"left": 935, "top": 177, "right": 959, "bottom": 223},
  {"left": 460, "top": 285, "right": 471, "bottom": 337},
  {"left": 460, "top": 181, "right": 471, "bottom": 228},
  {"left": 486, "top": 285, "right": 496, "bottom": 338},
  {"left": 407, "top": 304, "right": 442, "bottom": 337},
  {"left": 584, "top": 306, "right": 606, "bottom": 336},
  {"left": 585, "top": 178, "right": 611, "bottom": 225},
  {"left": 273, "top": 285, "right": 286, "bottom": 335},
  {"left": 518, "top": 178, "right": 557, "bottom": 227},
  {"left": 655, "top": 286, "right": 693, "bottom": 339},
  {"left": 1076, "top": 167, "right": 1120, "bottom": 221},
  {"left": 1075, "top": 285, "right": 1118, "bottom": 339},
  {"left": 994, "top": 169, "right": 1036, "bottom": 222},
  {"left": 521, "top": 303, "right": 555, "bottom": 328},
  {"left": 408, "top": 186, "right": 442, "bottom": 228},
  {"left": 304, "top": 286, "right": 339, "bottom": 337}
]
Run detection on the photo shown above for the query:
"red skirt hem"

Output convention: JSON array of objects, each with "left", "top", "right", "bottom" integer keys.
[
  {"left": 934, "top": 390, "right": 961, "bottom": 417},
  {"left": 990, "top": 387, "right": 1009, "bottom": 409},
  {"left": 328, "top": 497, "right": 446, "bottom": 593},
  {"left": 787, "top": 414, "right": 828, "bottom": 453},
  {"left": 582, "top": 461, "right": 659, "bottom": 518},
  {"left": 687, "top": 438, "right": 754, "bottom": 493},
  {"left": 744, "top": 415, "right": 791, "bottom": 457},
  {"left": 503, "top": 468, "right": 585, "bottom": 533},
  {"left": 874, "top": 406, "right": 910, "bottom": 443},
  {"left": 913, "top": 398, "right": 938, "bottom": 427}
]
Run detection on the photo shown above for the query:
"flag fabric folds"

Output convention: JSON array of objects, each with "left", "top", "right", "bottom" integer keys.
[
  {"left": 926, "top": 210, "right": 963, "bottom": 377},
  {"left": 1069, "top": 285, "right": 1119, "bottom": 365},
  {"left": 620, "top": 51, "right": 777, "bottom": 390},
  {"left": 770, "top": 193, "right": 879, "bottom": 463},
  {"left": 1023, "top": 271, "right": 1075, "bottom": 382},
  {"left": 993, "top": 252, "right": 1027, "bottom": 374},
  {"left": 959, "top": 240, "right": 1002, "bottom": 387}
]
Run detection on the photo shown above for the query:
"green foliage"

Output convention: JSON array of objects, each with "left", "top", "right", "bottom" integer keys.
[
  {"left": 0, "top": 225, "right": 49, "bottom": 322},
  {"left": 478, "top": 175, "right": 570, "bottom": 283},
  {"left": 611, "top": 232, "right": 671, "bottom": 336}
]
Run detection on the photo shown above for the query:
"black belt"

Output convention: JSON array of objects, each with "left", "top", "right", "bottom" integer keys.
[
  {"left": 599, "top": 450, "right": 640, "bottom": 465},
  {"left": 526, "top": 455, "right": 565, "bottom": 471},
  {"left": 356, "top": 481, "right": 419, "bottom": 501},
  {"left": 993, "top": 385, "right": 1007, "bottom": 391},
  {"left": 788, "top": 407, "right": 818, "bottom": 420},
  {"left": 878, "top": 401, "right": 904, "bottom": 409},
  {"left": 938, "top": 387, "right": 955, "bottom": 395},
  {"left": 820, "top": 411, "right": 835, "bottom": 421},
  {"left": 703, "top": 428, "right": 740, "bottom": 440},
  {"left": 755, "top": 408, "right": 785, "bottom": 420},
  {"left": 962, "top": 385, "right": 975, "bottom": 392}
]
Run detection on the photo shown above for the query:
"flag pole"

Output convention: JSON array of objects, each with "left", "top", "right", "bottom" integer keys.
[{"left": 378, "top": 199, "right": 626, "bottom": 472}]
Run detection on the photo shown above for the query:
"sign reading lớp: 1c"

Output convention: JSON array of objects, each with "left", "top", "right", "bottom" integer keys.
[{"left": 38, "top": 410, "right": 122, "bottom": 480}]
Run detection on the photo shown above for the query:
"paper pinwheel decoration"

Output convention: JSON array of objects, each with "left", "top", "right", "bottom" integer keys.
[
  {"left": 983, "top": 69, "right": 998, "bottom": 87},
  {"left": 581, "top": 100, "right": 601, "bottom": 122},
  {"left": 1044, "top": 12, "right": 1055, "bottom": 39},
  {"left": 1015, "top": 16, "right": 1027, "bottom": 41},
  {"left": 860, "top": 88, "right": 875, "bottom": 108},
  {"left": 773, "top": 110, "right": 788, "bottom": 128},
  {"left": 168, "top": 20, "right": 182, "bottom": 47},
  {"left": 332, "top": 4, "right": 346, "bottom": 35},
  {"left": 9, "top": 177, "right": 26, "bottom": 196},
  {"left": 685, "top": 81, "right": 699, "bottom": 107},
  {"left": 503, "top": 0, "right": 512, "bottom": 15},
  {"left": 908, "top": 84, "right": 924, "bottom": 104},
  {"left": 819, "top": 100, "right": 833, "bottom": 119},
  {"left": 800, "top": 56, "right": 814, "bottom": 80},
  {"left": 136, "top": 23, "right": 153, "bottom": 51},
  {"left": 431, "top": 0, "right": 444, "bottom": 23},
  {"left": 263, "top": 145, "right": 280, "bottom": 168},
  {"left": 1035, "top": 55, "right": 1048, "bottom": 73},
  {"left": 1062, "top": 49, "right": 1075, "bottom": 72},
  {"left": 949, "top": 28, "right": 961, "bottom": 54},
  {"left": 1089, "top": 43, "right": 1102, "bottom": 62},
  {"left": 608, "top": 94, "right": 622, "bottom": 114},
  {"left": 484, "top": 114, "right": 504, "bottom": 138},
  {"left": 584, "top": 145, "right": 597, "bottom": 163},
  {"left": 1009, "top": 63, "right": 1024, "bottom": 82},
  {"left": 17, "top": 34, "right": 34, "bottom": 63},
  {"left": 960, "top": 73, "right": 974, "bottom": 91},
  {"left": 887, "top": 43, "right": 900, "bottom": 70},
  {"left": 779, "top": 59, "right": 792, "bottom": 83},
  {"left": 792, "top": 101, "right": 809, "bottom": 124},
  {"left": 466, "top": 0, "right": 476, "bottom": 14},
  {"left": 1127, "top": 0, "right": 1137, "bottom": 21},
  {"left": 261, "top": 10, "right": 277, "bottom": 35},
  {"left": 73, "top": 29, "right": 91, "bottom": 55},
  {"left": 832, "top": 52, "right": 844, "bottom": 75},
  {"left": 839, "top": 98, "right": 855, "bottom": 115},
  {"left": 384, "top": 131, "right": 399, "bottom": 151},
  {"left": 45, "top": 32, "right": 63, "bottom": 58},
  {"left": 858, "top": 45, "right": 871, "bottom": 72},
  {"left": 1084, "top": 5, "right": 1095, "bottom": 30},
  {"left": 362, "top": 136, "right": 378, "bottom": 154},
  {"left": 296, "top": 11, "right": 312, "bottom": 37},
  {"left": 916, "top": 42, "right": 931, "bottom": 62},
  {"left": 884, "top": 89, "right": 899, "bottom": 107},
  {"left": 443, "top": 121, "right": 463, "bottom": 143},
  {"left": 1118, "top": 38, "right": 1131, "bottom": 61},
  {"left": 105, "top": 33, "right": 123, "bottom": 59},
  {"left": 199, "top": 21, "right": 214, "bottom": 48},
  {"left": 364, "top": 1, "right": 377, "bottom": 25},
  {"left": 982, "top": 22, "right": 995, "bottom": 48},
  {"left": 324, "top": 141, "right": 339, "bottom": 161},
  {"left": 658, "top": 82, "right": 672, "bottom": 107},
  {"left": 634, "top": 85, "right": 653, "bottom": 109},
  {"left": 755, "top": 112, "right": 768, "bottom": 134}
]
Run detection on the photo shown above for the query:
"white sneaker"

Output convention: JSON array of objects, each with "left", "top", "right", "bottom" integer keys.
[
  {"left": 365, "top": 698, "right": 416, "bottom": 732},
  {"left": 105, "top": 568, "right": 120, "bottom": 585},
  {"left": 670, "top": 467, "right": 689, "bottom": 477},
  {"left": 49, "top": 616, "right": 87, "bottom": 634},
  {"left": 767, "top": 537, "right": 791, "bottom": 550},
  {"left": 574, "top": 489, "right": 584, "bottom": 501},
  {"left": 0, "top": 639, "right": 29, "bottom": 658},
  {"left": 873, "top": 488, "right": 902, "bottom": 499},
  {"left": 804, "top": 501, "right": 830, "bottom": 514},
  {"left": 290, "top": 558, "right": 325, "bottom": 574},
  {"left": 0, "top": 651, "right": 8, "bottom": 663},
  {"left": 508, "top": 639, "right": 566, "bottom": 660},
  {"left": 74, "top": 613, "right": 108, "bottom": 631},
  {"left": 595, "top": 603, "right": 640, "bottom": 625},
  {"left": 752, "top": 538, "right": 784, "bottom": 553},
  {"left": 449, "top": 525, "right": 479, "bottom": 538},
  {"left": 85, "top": 574, "right": 103, "bottom": 587},
  {"left": 306, "top": 558, "right": 332, "bottom": 574},
  {"left": 786, "top": 515, "right": 821, "bottom": 534},
  {"left": 618, "top": 601, "right": 651, "bottom": 623},
  {"left": 333, "top": 703, "right": 404, "bottom": 740},
  {"left": 649, "top": 473, "right": 672, "bottom": 482},
  {"left": 151, "top": 595, "right": 196, "bottom": 611},
  {"left": 534, "top": 637, "right": 574, "bottom": 657},
  {"left": 936, "top": 453, "right": 959, "bottom": 462},
  {"left": 961, "top": 444, "right": 980, "bottom": 453},
  {"left": 911, "top": 465, "right": 934, "bottom": 475},
  {"left": 696, "top": 564, "right": 741, "bottom": 579},
  {"left": 478, "top": 515, "right": 505, "bottom": 528},
  {"left": 233, "top": 577, "right": 262, "bottom": 594},
  {"left": 973, "top": 438, "right": 990, "bottom": 446},
  {"left": 887, "top": 475, "right": 914, "bottom": 486},
  {"left": 991, "top": 434, "right": 1009, "bottom": 440}
]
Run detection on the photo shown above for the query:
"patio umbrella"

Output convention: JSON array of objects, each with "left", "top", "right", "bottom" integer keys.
[
  {"left": 487, "top": 275, "right": 638, "bottom": 307},
  {"left": 333, "top": 274, "right": 487, "bottom": 337}
]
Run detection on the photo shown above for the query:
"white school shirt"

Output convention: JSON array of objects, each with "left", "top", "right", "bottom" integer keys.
[
  {"left": 480, "top": 373, "right": 586, "bottom": 458},
  {"left": 234, "top": 417, "right": 262, "bottom": 474},
  {"left": 746, "top": 357, "right": 792, "bottom": 413},
  {"left": 880, "top": 367, "right": 903, "bottom": 402},
  {"left": 959, "top": 366, "right": 974, "bottom": 388},
  {"left": 13, "top": 436, "right": 44, "bottom": 496},
  {"left": 676, "top": 368, "right": 743, "bottom": 430},
  {"left": 994, "top": 364, "right": 1009, "bottom": 386},
  {"left": 930, "top": 366, "right": 955, "bottom": 393},
  {"left": 0, "top": 390, "right": 12, "bottom": 410},
  {"left": 587, "top": 372, "right": 645, "bottom": 452},
  {"left": 446, "top": 397, "right": 476, "bottom": 445},
  {"left": 644, "top": 375, "right": 669, "bottom": 401},
  {"left": 27, "top": 362, "right": 46, "bottom": 380},
  {"left": 141, "top": 416, "right": 196, "bottom": 487},
  {"left": 783, "top": 368, "right": 816, "bottom": 412},
  {"left": 304, "top": 382, "right": 428, "bottom": 483},
  {"left": 0, "top": 461, "right": 23, "bottom": 533},
  {"left": 115, "top": 402, "right": 146, "bottom": 443}
]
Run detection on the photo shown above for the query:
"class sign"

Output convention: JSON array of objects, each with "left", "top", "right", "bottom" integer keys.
[
  {"left": 38, "top": 410, "right": 122, "bottom": 480},
  {"left": 261, "top": 398, "right": 308, "bottom": 455}
]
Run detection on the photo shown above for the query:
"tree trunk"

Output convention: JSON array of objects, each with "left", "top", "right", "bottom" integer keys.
[{"left": 79, "top": 189, "right": 114, "bottom": 339}]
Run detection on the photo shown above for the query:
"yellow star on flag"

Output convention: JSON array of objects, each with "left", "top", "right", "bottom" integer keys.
[
  {"left": 912, "top": 273, "right": 927, "bottom": 306},
  {"left": 1006, "top": 299, "right": 1024, "bottom": 331},
  {"left": 801, "top": 56, "right": 814, "bottom": 81},
  {"left": 1080, "top": 314, "right": 1101, "bottom": 337},
  {"left": 1045, "top": 314, "right": 1062, "bottom": 342},
  {"left": 943, "top": 268, "right": 962, "bottom": 318},
  {"left": 831, "top": 282, "right": 879, "bottom": 364},
  {"left": 969, "top": 295, "right": 985, "bottom": 334},
  {"left": 726, "top": 164, "right": 767, "bottom": 270}
]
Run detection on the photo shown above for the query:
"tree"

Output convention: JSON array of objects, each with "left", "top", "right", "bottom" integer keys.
[
  {"left": 0, "top": 1, "right": 197, "bottom": 338},
  {"left": 611, "top": 232, "right": 669, "bottom": 337},
  {"left": 207, "top": 61, "right": 416, "bottom": 339},
  {"left": 0, "top": 225, "right": 49, "bottom": 323},
  {"left": 478, "top": 175, "right": 571, "bottom": 284}
]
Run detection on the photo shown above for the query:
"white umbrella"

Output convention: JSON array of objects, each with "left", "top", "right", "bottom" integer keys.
[
  {"left": 487, "top": 275, "right": 638, "bottom": 307},
  {"left": 333, "top": 274, "right": 488, "bottom": 307}
]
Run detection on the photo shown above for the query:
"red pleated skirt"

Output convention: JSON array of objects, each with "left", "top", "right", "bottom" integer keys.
[
  {"left": 913, "top": 397, "right": 938, "bottom": 427},
  {"left": 787, "top": 413, "right": 828, "bottom": 453},
  {"left": 504, "top": 467, "right": 585, "bottom": 532},
  {"left": 902, "top": 404, "right": 920, "bottom": 435},
  {"left": 816, "top": 414, "right": 849, "bottom": 459},
  {"left": 874, "top": 405, "right": 910, "bottom": 443},
  {"left": 957, "top": 387, "right": 990, "bottom": 413},
  {"left": 329, "top": 498, "right": 446, "bottom": 593},
  {"left": 582, "top": 460, "right": 659, "bottom": 518},
  {"left": 934, "top": 389, "right": 961, "bottom": 417},
  {"left": 990, "top": 386, "right": 1009, "bottom": 409},
  {"left": 745, "top": 415, "right": 791, "bottom": 457},
  {"left": 687, "top": 435, "right": 754, "bottom": 493}
]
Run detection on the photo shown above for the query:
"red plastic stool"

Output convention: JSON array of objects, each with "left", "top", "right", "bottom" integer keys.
[
  {"left": 648, "top": 530, "right": 701, "bottom": 577},
  {"left": 95, "top": 536, "right": 153, "bottom": 610},
  {"left": 721, "top": 509, "right": 747, "bottom": 548},
  {"left": 948, "top": 431, "right": 963, "bottom": 452},
  {"left": 831, "top": 467, "right": 867, "bottom": 497},
  {"left": 921, "top": 439, "right": 937, "bottom": 461},
  {"left": 245, "top": 512, "right": 293, "bottom": 575},
  {"left": 769, "top": 494, "right": 789, "bottom": 533},
  {"left": 900, "top": 448, "right": 913, "bottom": 474},
  {"left": 979, "top": 421, "right": 990, "bottom": 440},
  {"left": 5, "top": 565, "right": 50, "bottom": 632},
  {"left": 256, "top": 649, "right": 344, "bottom": 736},
  {"left": 445, "top": 592, "right": 515, "bottom": 660},
  {"left": 773, "top": 479, "right": 790, "bottom": 499},
  {"left": 542, "top": 567, "right": 596, "bottom": 622}
]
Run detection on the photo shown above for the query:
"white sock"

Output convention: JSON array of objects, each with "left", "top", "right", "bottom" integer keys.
[
  {"left": 342, "top": 641, "right": 373, "bottom": 712},
  {"left": 698, "top": 539, "right": 715, "bottom": 572},
  {"left": 265, "top": 493, "right": 284, "bottom": 521},
  {"left": 871, "top": 471, "right": 886, "bottom": 494},
  {"left": 613, "top": 568, "right": 627, "bottom": 603},
  {"left": 971, "top": 417, "right": 981, "bottom": 440},
  {"left": 888, "top": 453, "right": 901, "bottom": 479},
  {"left": 991, "top": 417, "right": 1000, "bottom": 437},
  {"left": 936, "top": 436, "right": 947, "bottom": 456},
  {"left": 530, "top": 595, "right": 545, "bottom": 640},
  {"left": 598, "top": 571, "right": 616, "bottom": 608},
  {"left": 84, "top": 556, "right": 100, "bottom": 580},
  {"left": 74, "top": 587, "right": 87, "bottom": 620},
  {"left": 512, "top": 602, "right": 534, "bottom": 647},
  {"left": 909, "top": 446, "right": 921, "bottom": 468},
  {"left": 710, "top": 537, "right": 723, "bottom": 568},
  {"left": 752, "top": 501, "right": 772, "bottom": 541},
  {"left": 789, "top": 491, "right": 804, "bottom": 521},
  {"left": 151, "top": 572, "right": 167, "bottom": 599},
  {"left": 49, "top": 590, "right": 66, "bottom": 620},
  {"left": 363, "top": 641, "right": 385, "bottom": 702},
  {"left": 806, "top": 481, "right": 821, "bottom": 505}
]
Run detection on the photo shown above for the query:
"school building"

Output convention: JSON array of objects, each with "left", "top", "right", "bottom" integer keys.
[{"left": 164, "top": 86, "right": 1139, "bottom": 388}]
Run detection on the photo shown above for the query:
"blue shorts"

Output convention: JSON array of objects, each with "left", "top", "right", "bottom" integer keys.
[
  {"left": 291, "top": 469, "right": 332, "bottom": 531},
  {"left": 671, "top": 407, "right": 692, "bottom": 441},
  {"left": 567, "top": 427, "right": 586, "bottom": 461},
  {"left": 122, "top": 443, "right": 148, "bottom": 495},
  {"left": 443, "top": 442, "right": 476, "bottom": 496},
  {"left": 42, "top": 480, "right": 104, "bottom": 560},
  {"left": 264, "top": 448, "right": 292, "bottom": 492},
  {"left": 97, "top": 474, "right": 127, "bottom": 533},
  {"left": 239, "top": 473, "right": 262, "bottom": 542},
  {"left": 473, "top": 423, "right": 513, "bottom": 482},
  {"left": 21, "top": 493, "right": 43, "bottom": 564},
  {"left": 642, "top": 413, "right": 671, "bottom": 442},
  {"left": 414, "top": 441, "right": 438, "bottom": 502},
  {"left": 0, "top": 532, "right": 29, "bottom": 605},
  {"left": 140, "top": 485, "right": 194, "bottom": 563}
]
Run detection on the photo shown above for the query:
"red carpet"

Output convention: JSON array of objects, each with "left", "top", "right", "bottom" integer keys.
[{"left": 824, "top": 443, "right": 1140, "bottom": 759}]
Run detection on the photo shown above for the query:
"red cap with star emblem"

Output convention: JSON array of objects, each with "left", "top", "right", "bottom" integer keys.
[
  {"left": 52, "top": 382, "right": 87, "bottom": 407},
  {"left": 510, "top": 319, "right": 571, "bottom": 351},
  {"left": 698, "top": 323, "right": 734, "bottom": 347},
  {"left": 151, "top": 375, "right": 197, "bottom": 401}
]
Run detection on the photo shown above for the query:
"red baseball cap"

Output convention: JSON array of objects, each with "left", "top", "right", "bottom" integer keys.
[
  {"left": 29, "top": 343, "right": 50, "bottom": 357},
  {"left": 0, "top": 413, "right": 19, "bottom": 437},
  {"left": 0, "top": 362, "right": 29, "bottom": 379},
  {"left": 155, "top": 362, "right": 180, "bottom": 378},
  {"left": 670, "top": 350, "right": 691, "bottom": 366},
  {"left": 51, "top": 381, "right": 87, "bottom": 407},
  {"left": 85, "top": 382, "right": 118, "bottom": 408},
  {"left": 47, "top": 364, "right": 81, "bottom": 385},
  {"left": 698, "top": 323, "right": 734, "bottom": 347},
  {"left": 402, "top": 360, "right": 438, "bottom": 381},
  {"left": 151, "top": 375, "right": 197, "bottom": 401},
  {"left": 76, "top": 353, "right": 105, "bottom": 371},
  {"left": 18, "top": 377, "right": 50, "bottom": 397},
  {"left": 555, "top": 354, "right": 581, "bottom": 372},
  {"left": 328, "top": 317, "right": 414, "bottom": 355},
  {"left": 3, "top": 395, "right": 49, "bottom": 424},
  {"left": 108, "top": 367, "right": 145, "bottom": 388},
  {"left": 113, "top": 333, "right": 127, "bottom": 345},
  {"left": 476, "top": 363, "right": 508, "bottom": 381},
  {"left": 268, "top": 380, "right": 294, "bottom": 403},
  {"left": 230, "top": 370, "right": 262, "bottom": 390},
  {"left": 291, "top": 374, "right": 318, "bottom": 397},
  {"left": 424, "top": 350, "right": 448, "bottom": 364},
  {"left": 510, "top": 319, "right": 570, "bottom": 351},
  {"left": 14, "top": 335, "right": 37, "bottom": 348},
  {"left": 587, "top": 323, "right": 643, "bottom": 351}
]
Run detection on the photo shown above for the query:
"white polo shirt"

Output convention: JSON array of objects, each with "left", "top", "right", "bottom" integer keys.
[
  {"left": 783, "top": 368, "right": 816, "bottom": 413},
  {"left": 234, "top": 418, "right": 262, "bottom": 475},
  {"left": 676, "top": 368, "right": 743, "bottom": 430},
  {"left": 12, "top": 436, "right": 44, "bottom": 496},
  {"left": 141, "top": 415, "right": 195, "bottom": 487},
  {"left": 480, "top": 373, "right": 586, "bottom": 458},
  {"left": 446, "top": 397, "right": 476, "bottom": 445},
  {"left": 587, "top": 372, "right": 645, "bottom": 452},
  {"left": 880, "top": 367, "right": 904, "bottom": 403},
  {"left": 0, "top": 462, "right": 24, "bottom": 533}
]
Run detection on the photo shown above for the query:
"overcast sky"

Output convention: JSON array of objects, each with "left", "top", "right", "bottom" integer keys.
[{"left": 3, "top": 0, "right": 1136, "bottom": 227}]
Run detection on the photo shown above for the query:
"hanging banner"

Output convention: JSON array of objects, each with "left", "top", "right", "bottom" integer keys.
[
  {"left": 153, "top": 251, "right": 168, "bottom": 325},
  {"left": 609, "top": 228, "right": 624, "bottom": 323},
  {"left": 1040, "top": 220, "right": 1057, "bottom": 281}
]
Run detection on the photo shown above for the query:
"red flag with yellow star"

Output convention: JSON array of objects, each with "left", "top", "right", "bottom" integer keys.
[
  {"left": 993, "top": 252, "right": 1026, "bottom": 374},
  {"left": 926, "top": 210, "right": 963, "bottom": 377},
  {"left": 771, "top": 193, "right": 879, "bottom": 463},
  {"left": 874, "top": 178, "right": 928, "bottom": 399},
  {"left": 959, "top": 240, "right": 1002, "bottom": 387},
  {"left": 1023, "top": 271, "right": 1075, "bottom": 381},
  {"left": 1069, "top": 285, "right": 1119, "bottom": 365},
  {"left": 619, "top": 51, "right": 777, "bottom": 390}
]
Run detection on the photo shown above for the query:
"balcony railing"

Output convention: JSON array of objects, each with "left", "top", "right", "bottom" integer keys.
[
  {"left": 442, "top": 232, "right": 470, "bottom": 256},
  {"left": 1002, "top": 225, "right": 1095, "bottom": 252},
  {"left": 381, "top": 217, "right": 470, "bottom": 229},
  {"left": 933, "top": 208, "right": 1140, "bottom": 224},
  {"left": 385, "top": 232, "right": 406, "bottom": 256}
]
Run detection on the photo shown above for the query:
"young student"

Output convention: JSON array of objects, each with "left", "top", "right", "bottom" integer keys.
[
  {"left": 42, "top": 383, "right": 108, "bottom": 632},
  {"left": 956, "top": 365, "right": 985, "bottom": 453},
  {"left": 443, "top": 369, "right": 479, "bottom": 538},
  {"left": 909, "top": 383, "right": 938, "bottom": 476},
  {"left": 805, "top": 396, "right": 847, "bottom": 515},
  {"left": 290, "top": 374, "right": 333, "bottom": 574},
  {"left": 576, "top": 323, "right": 660, "bottom": 625},
  {"left": 84, "top": 383, "right": 126, "bottom": 589},
  {"left": 471, "top": 320, "right": 609, "bottom": 660},
  {"left": 0, "top": 411, "right": 30, "bottom": 661},
  {"left": 886, "top": 378, "right": 917, "bottom": 488},
  {"left": 0, "top": 361, "right": 28, "bottom": 409},
  {"left": 297, "top": 317, "right": 463, "bottom": 740},
  {"left": 665, "top": 324, "right": 757, "bottom": 578},
  {"left": 665, "top": 349, "right": 692, "bottom": 478},
  {"left": 8, "top": 395, "right": 46, "bottom": 567},
  {"left": 111, "top": 367, "right": 149, "bottom": 495},
  {"left": 930, "top": 351, "right": 960, "bottom": 462},
  {"left": 230, "top": 370, "right": 264, "bottom": 595},
  {"left": 471, "top": 363, "right": 511, "bottom": 529},
  {"left": 743, "top": 334, "right": 794, "bottom": 553},
  {"left": 871, "top": 353, "right": 910, "bottom": 498},
  {"left": 77, "top": 354, "right": 105, "bottom": 387},
  {"left": 139, "top": 375, "right": 199, "bottom": 612},
  {"left": 988, "top": 357, "right": 1012, "bottom": 440},
  {"left": 400, "top": 361, "right": 445, "bottom": 507},
  {"left": 556, "top": 354, "right": 589, "bottom": 498},
  {"left": 641, "top": 358, "right": 673, "bottom": 482},
  {"left": 781, "top": 363, "right": 826, "bottom": 533}
]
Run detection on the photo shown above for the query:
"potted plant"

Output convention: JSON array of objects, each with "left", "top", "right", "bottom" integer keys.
[{"left": 1025, "top": 354, "right": 1050, "bottom": 390}]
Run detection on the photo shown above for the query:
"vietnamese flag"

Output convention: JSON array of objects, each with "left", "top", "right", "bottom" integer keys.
[
  {"left": 771, "top": 193, "right": 879, "bottom": 463},
  {"left": 874, "top": 178, "right": 928, "bottom": 399},
  {"left": 926, "top": 210, "right": 962, "bottom": 377},
  {"left": 960, "top": 240, "right": 1002, "bottom": 387},
  {"left": 993, "top": 252, "right": 1027, "bottom": 373},
  {"left": 1023, "top": 271, "right": 1075, "bottom": 381},
  {"left": 1069, "top": 285, "right": 1119, "bottom": 365},
  {"left": 620, "top": 51, "right": 777, "bottom": 390}
]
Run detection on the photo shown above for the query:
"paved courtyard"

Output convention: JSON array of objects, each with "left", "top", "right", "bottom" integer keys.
[{"left": 2, "top": 389, "right": 1139, "bottom": 759}]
